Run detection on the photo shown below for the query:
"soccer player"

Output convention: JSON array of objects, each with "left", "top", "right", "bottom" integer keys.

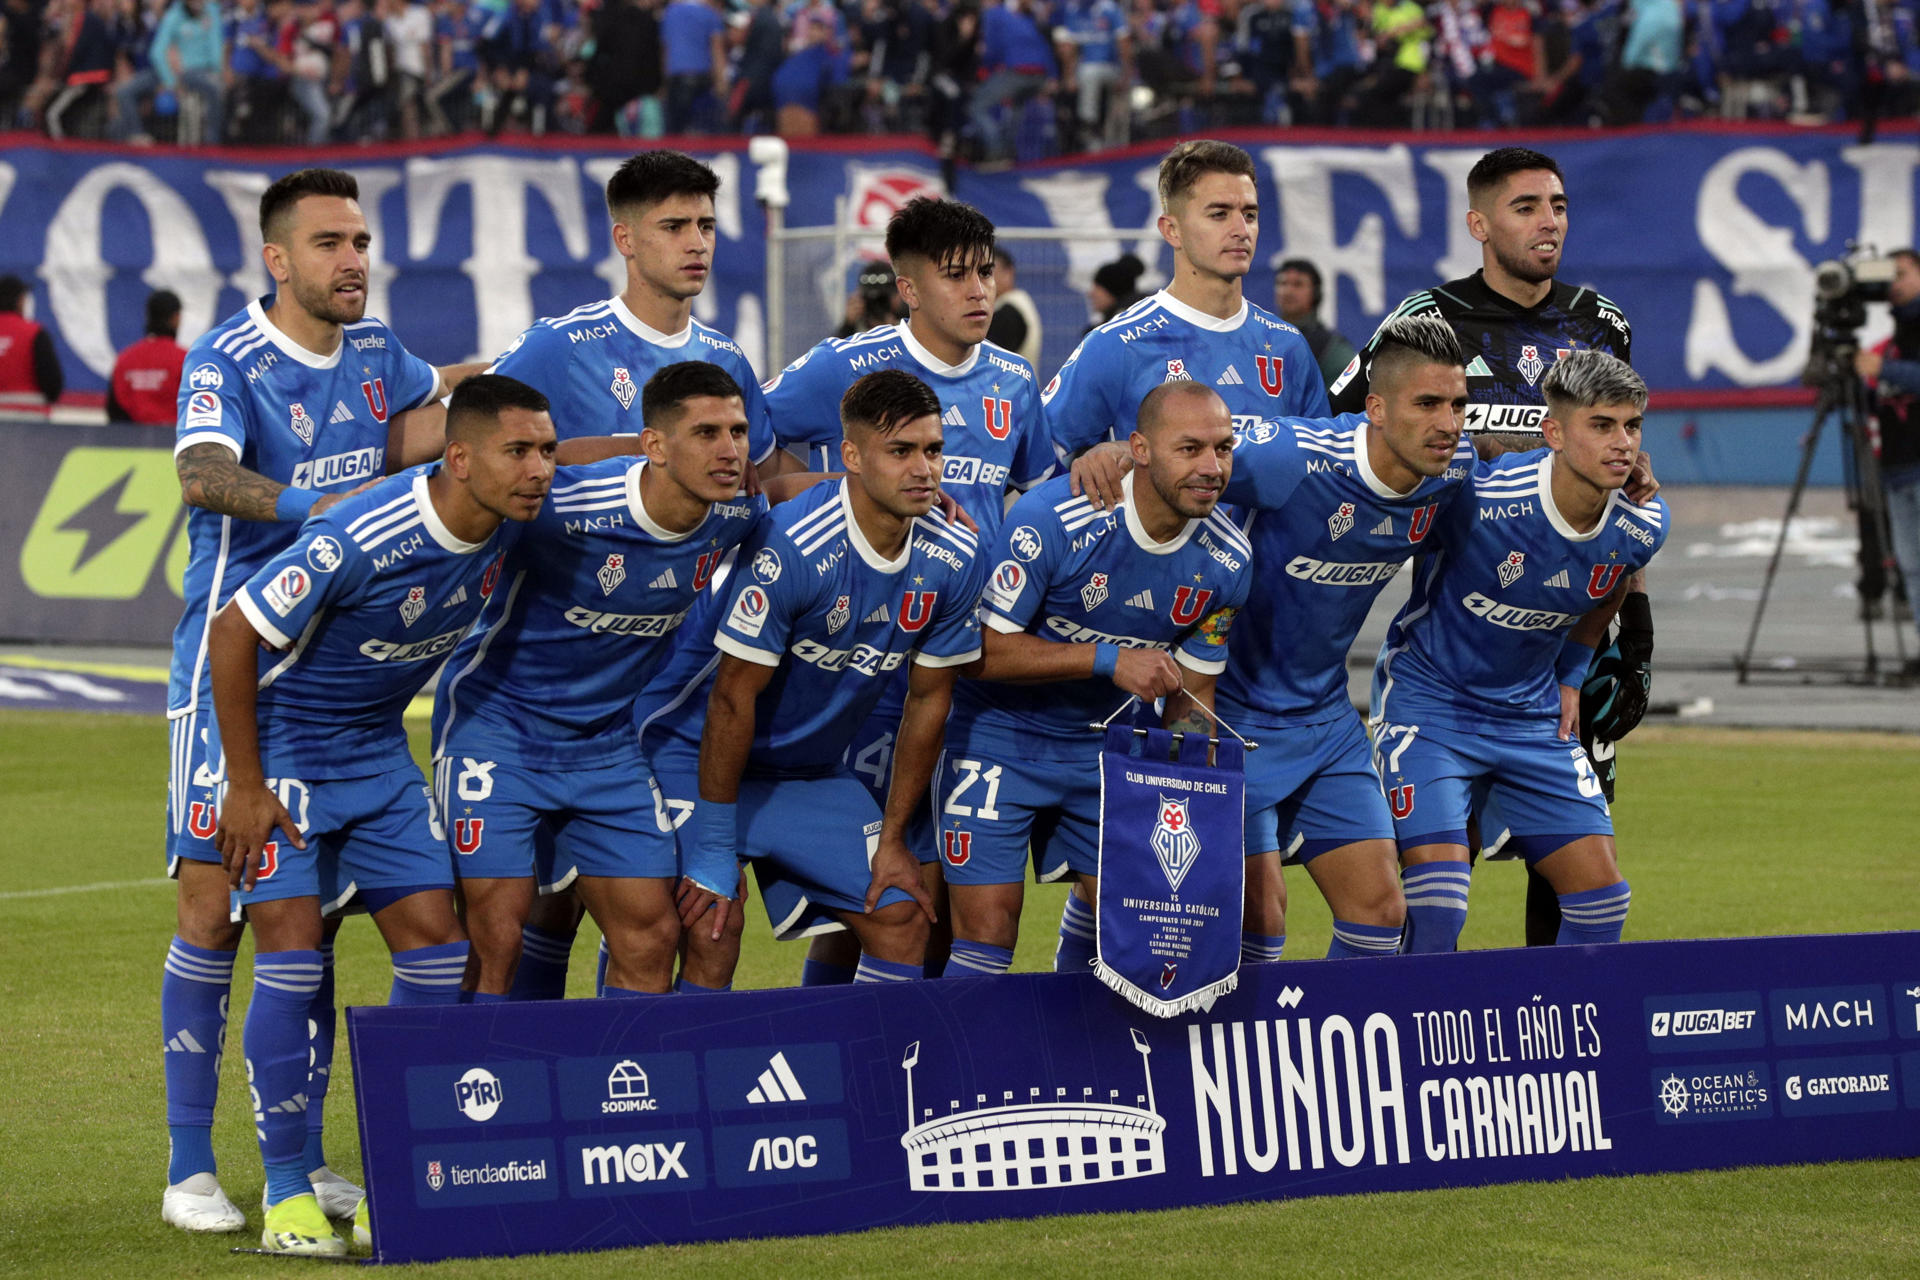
[
  {"left": 762, "top": 195, "right": 1055, "bottom": 981},
  {"left": 1042, "top": 139, "right": 1329, "bottom": 459},
  {"left": 430, "top": 363, "right": 760, "bottom": 998},
  {"left": 938, "top": 381, "right": 1251, "bottom": 977},
  {"left": 162, "top": 167, "right": 477, "bottom": 1233},
  {"left": 209, "top": 375, "right": 557, "bottom": 1255},
  {"left": 1370, "top": 351, "right": 1667, "bottom": 952},
  {"left": 637, "top": 370, "right": 986, "bottom": 983}
]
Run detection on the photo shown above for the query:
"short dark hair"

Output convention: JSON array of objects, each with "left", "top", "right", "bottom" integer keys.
[
  {"left": 1158, "top": 140, "right": 1256, "bottom": 211},
  {"left": 259, "top": 168, "right": 359, "bottom": 243},
  {"left": 841, "top": 369, "right": 940, "bottom": 438},
  {"left": 1278, "top": 258, "right": 1323, "bottom": 309},
  {"left": 447, "top": 374, "right": 551, "bottom": 443},
  {"left": 1893, "top": 248, "right": 1919, "bottom": 270},
  {"left": 642, "top": 361, "right": 743, "bottom": 430},
  {"left": 1368, "top": 313, "right": 1467, "bottom": 393},
  {"left": 1466, "top": 147, "right": 1564, "bottom": 204},
  {"left": 0, "top": 274, "right": 25, "bottom": 312},
  {"left": 884, "top": 198, "right": 996, "bottom": 272},
  {"left": 146, "top": 289, "right": 182, "bottom": 335},
  {"left": 605, "top": 150, "right": 719, "bottom": 218}
]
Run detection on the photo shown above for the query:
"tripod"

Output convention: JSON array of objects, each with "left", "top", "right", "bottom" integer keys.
[{"left": 1736, "top": 364, "right": 1910, "bottom": 683}]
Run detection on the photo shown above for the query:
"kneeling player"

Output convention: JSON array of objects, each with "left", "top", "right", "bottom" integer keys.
[
  {"left": 638, "top": 370, "right": 985, "bottom": 981},
  {"left": 210, "top": 376, "right": 555, "bottom": 1254},
  {"left": 1369, "top": 351, "right": 1667, "bottom": 950},
  {"left": 940, "top": 382, "right": 1251, "bottom": 976},
  {"left": 431, "top": 363, "right": 760, "bottom": 998}
]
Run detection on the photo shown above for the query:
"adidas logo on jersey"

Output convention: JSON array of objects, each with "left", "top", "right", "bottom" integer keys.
[
  {"left": 863, "top": 604, "right": 891, "bottom": 624},
  {"left": 1465, "top": 356, "right": 1493, "bottom": 378},
  {"left": 442, "top": 585, "right": 468, "bottom": 609},
  {"left": 328, "top": 400, "right": 355, "bottom": 425},
  {"left": 1125, "top": 589, "right": 1155, "bottom": 609},
  {"left": 941, "top": 404, "right": 966, "bottom": 427},
  {"left": 1371, "top": 516, "right": 1393, "bottom": 536},
  {"left": 1215, "top": 367, "right": 1244, "bottom": 386},
  {"left": 1544, "top": 569, "right": 1571, "bottom": 589},
  {"left": 649, "top": 568, "right": 678, "bottom": 590}
]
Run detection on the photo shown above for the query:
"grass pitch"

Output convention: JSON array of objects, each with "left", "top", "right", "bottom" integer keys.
[{"left": 2, "top": 712, "right": 1916, "bottom": 1278}]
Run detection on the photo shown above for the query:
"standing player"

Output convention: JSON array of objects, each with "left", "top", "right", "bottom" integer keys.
[
  {"left": 430, "top": 363, "right": 760, "bottom": 998},
  {"left": 162, "top": 168, "right": 476, "bottom": 1233},
  {"left": 1330, "top": 145, "right": 1646, "bottom": 946},
  {"left": 210, "top": 376, "right": 557, "bottom": 1255},
  {"left": 1371, "top": 352, "right": 1666, "bottom": 951},
  {"left": 938, "top": 382, "right": 1251, "bottom": 978},
  {"left": 637, "top": 371, "right": 986, "bottom": 983},
  {"left": 761, "top": 196, "right": 1055, "bottom": 981},
  {"left": 1043, "top": 139, "right": 1329, "bottom": 458}
]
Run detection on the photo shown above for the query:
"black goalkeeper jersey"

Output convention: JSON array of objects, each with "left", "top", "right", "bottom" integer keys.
[{"left": 1328, "top": 270, "right": 1633, "bottom": 435}]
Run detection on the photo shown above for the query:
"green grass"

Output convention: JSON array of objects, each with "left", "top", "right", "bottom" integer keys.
[{"left": 2, "top": 711, "right": 1916, "bottom": 1278}]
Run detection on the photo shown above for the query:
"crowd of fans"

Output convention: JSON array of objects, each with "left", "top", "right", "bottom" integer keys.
[{"left": 1, "top": 0, "right": 1916, "bottom": 156}]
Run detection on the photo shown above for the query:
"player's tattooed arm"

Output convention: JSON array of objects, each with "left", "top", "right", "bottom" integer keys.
[
  {"left": 1163, "top": 669, "right": 1218, "bottom": 736},
  {"left": 207, "top": 602, "right": 306, "bottom": 891},
  {"left": 176, "top": 443, "right": 289, "bottom": 521}
]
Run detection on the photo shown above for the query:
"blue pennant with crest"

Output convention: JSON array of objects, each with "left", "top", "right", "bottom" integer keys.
[{"left": 1095, "top": 723, "right": 1245, "bottom": 1017}]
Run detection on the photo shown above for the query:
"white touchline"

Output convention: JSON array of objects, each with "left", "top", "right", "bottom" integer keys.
[{"left": 0, "top": 878, "right": 172, "bottom": 901}]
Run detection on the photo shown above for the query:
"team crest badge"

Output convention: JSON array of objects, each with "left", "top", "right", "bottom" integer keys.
[
  {"left": 1497, "top": 551, "right": 1526, "bottom": 588},
  {"left": 1517, "top": 345, "right": 1545, "bottom": 386},
  {"left": 426, "top": 1161, "right": 445, "bottom": 1191},
  {"left": 610, "top": 367, "right": 637, "bottom": 410},
  {"left": 598, "top": 553, "right": 626, "bottom": 595},
  {"left": 1081, "top": 571, "right": 1110, "bottom": 610},
  {"left": 1151, "top": 795, "right": 1200, "bottom": 893},
  {"left": 1328, "top": 501, "right": 1356, "bottom": 541},
  {"left": 1408, "top": 502, "right": 1439, "bottom": 544},
  {"left": 1589, "top": 564, "right": 1625, "bottom": 598},
  {"left": 1164, "top": 359, "right": 1192, "bottom": 383},
  {"left": 826, "top": 594, "right": 851, "bottom": 634},
  {"left": 400, "top": 585, "right": 427, "bottom": 626},
  {"left": 480, "top": 555, "right": 503, "bottom": 599},
  {"left": 288, "top": 402, "right": 316, "bottom": 445},
  {"left": 1388, "top": 783, "right": 1415, "bottom": 819},
  {"left": 1255, "top": 354, "right": 1284, "bottom": 396}
]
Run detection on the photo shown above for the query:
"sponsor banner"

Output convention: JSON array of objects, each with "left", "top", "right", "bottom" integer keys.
[
  {"left": 348, "top": 930, "right": 1920, "bottom": 1265},
  {"left": 405, "top": 1061, "right": 553, "bottom": 1130},
  {"left": 1769, "top": 984, "right": 1890, "bottom": 1046}
]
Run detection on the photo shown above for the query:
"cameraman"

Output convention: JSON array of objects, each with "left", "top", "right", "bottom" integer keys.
[
  {"left": 1855, "top": 248, "right": 1920, "bottom": 668},
  {"left": 835, "top": 262, "right": 906, "bottom": 338}
]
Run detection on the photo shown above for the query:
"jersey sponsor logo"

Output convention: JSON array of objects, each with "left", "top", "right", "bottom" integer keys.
[
  {"left": 1387, "top": 783, "right": 1415, "bottom": 819},
  {"left": 898, "top": 590, "right": 937, "bottom": 632},
  {"left": 187, "top": 363, "right": 223, "bottom": 390},
  {"left": 1284, "top": 556, "right": 1404, "bottom": 587},
  {"left": 1461, "top": 591, "right": 1579, "bottom": 631},
  {"left": 245, "top": 350, "right": 280, "bottom": 383},
  {"left": 942, "top": 456, "right": 1011, "bottom": 488},
  {"left": 452, "top": 818, "right": 485, "bottom": 855},
  {"left": 1408, "top": 502, "right": 1438, "bottom": 544},
  {"left": 610, "top": 367, "right": 637, "bottom": 411},
  {"left": 826, "top": 594, "right": 851, "bottom": 634},
  {"left": 290, "top": 445, "right": 381, "bottom": 490},
  {"left": 306, "top": 535, "right": 344, "bottom": 573},
  {"left": 1042, "top": 617, "right": 1171, "bottom": 647},
  {"left": 792, "top": 638, "right": 908, "bottom": 676},
  {"left": 1517, "top": 345, "right": 1545, "bottom": 385},
  {"left": 1164, "top": 359, "right": 1191, "bottom": 383},
  {"left": 598, "top": 553, "right": 626, "bottom": 595},
  {"left": 752, "top": 548, "right": 782, "bottom": 584},
  {"left": 289, "top": 402, "right": 316, "bottom": 446},
  {"left": 1254, "top": 354, "right": 1284, "bottom": 396},
  {"left": 361, "top": 378, "right": 389, "bottom": 423},
  {"left": 1116, "top": 314, "right": 1171, "bottom": 343},
  {"left": 360, "top": 626, "right": 470, "bottom": 663},
  {"left": 941, "top": 830, "right": 972, "bottom": 867},
  {"left": 1151, "top": 795, "right": 1199, "bottom": 893},
  {"left": 185, "top": 390, "right": 221, "bottom": 429},
  {"left": 985, "top": 351, "right": 1031, "bottom": 381},
  {"left": 1010, "top": 525, "right": 1043, "bottom": 562},
  {"left": 1479, "top": 501, "right": 1535, "bottom": 520},
  {"left": 981, "top": 396, "right": 1012, "bottom": 440},
  {"left": 566, "top": 514, "right": 626, "bottom": 535},
  {"left": 567, "top": 321, "right": 620, "bottom": 343},
  {"left": 728, "top": 586, "right": 770, "bottom": 638},
  {"left": 697, "top": 332, "right": 743, "bottom": 356},
  {"left": 1614, "top": 513, "right": 1655, "bottom": 547},
  {"left": 187, "top": 800, "right": 218, "bottom": 839},
  {"left": 349, "top": 332, "right": 388, "bottom": 351},
  {"left": 1169, "top": 585, "right": 1213, "bottom": 626},
  {"left": 1588, "top": 564, "right": 1625, "bottom": 598},
  {"left": 1328, "top": 502, "right": 1356, "bottom": 541},
  {"left": 1464, "top": 403, "right": 1547, "bottom": 434},
  {"left": 1080, "top": 571, "right": 1110, "bottom": 611},
  {"left": 1235, "top": 418, "right": 1279, "bottom": 446},
  {"left": 848, "top": 346, "right": 904, "bottom": 372},
  {"left": 562, "top": 605, "right": 691, "bottom": 636},
  {"left": 261, "top": 565, "right": 310, "bottom": 616},
  {"left": 913, "top": 537, "right": 966, "bottom": 574},
  {"left": 1496, "top": 551, "right": 1526, "bottom": 588}
]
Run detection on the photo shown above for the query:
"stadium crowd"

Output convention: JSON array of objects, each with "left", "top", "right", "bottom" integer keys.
[{"left": 2, "top": 0, "right": 1916, "bottom": 154}]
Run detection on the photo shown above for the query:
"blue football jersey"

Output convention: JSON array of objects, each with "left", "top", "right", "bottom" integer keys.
[
  {"left": 1372, "top": 452, "right": 1669, "bottom": 737},
  {"left": 946, "top": 472, "right": 1253, "bottom": 760},
  {"left": 1215, "top": 413, "right": 1477, "bottom": 727},
  {"left": 488, "top": 296, "right": 774, "bottom": 459},
  {"left": 169, "top": 299, "right": 440, "bottom": 712},
  {"left": 762, "top": 322, "right": 1055, "bottom": 540},
  {"left": 431, "top": 458, "right": 762, "bottom": 771},
  {"left": 636, "top": 480, "right": 986, "bottom": 778},
  {"left": 228, "top": 466, "right": 516, "bottom": 779},
  {"left": 1042, "top": 291, "right": 1330, "bottom": 457}
]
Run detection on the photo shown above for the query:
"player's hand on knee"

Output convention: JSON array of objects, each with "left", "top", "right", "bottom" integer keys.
[
  {"left": 1557, "top": 682, "right": 1581, "bottom": 741},
  {"left": 866, "top": 837, "right": 935, "bottom": 922},
  {"left": 675, "top": 875, "right": 734, "bottom": 939},
  {"left": 1626, "top": 450, "right": 1658, "bottom": 503},
  {"left": 1069, "top": 442, "right": 1132, "bottom": 510},
  {"left": 1113, "top": 649, "right": 1183, "bottom": 701}
]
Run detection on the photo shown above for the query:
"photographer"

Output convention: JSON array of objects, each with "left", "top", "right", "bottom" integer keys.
[
  {"left": 1854, "top": 248, "right": 1920, "bottom": 669},
  {"left": 835, "top": 261, "right": 906, "bottom": 338}
]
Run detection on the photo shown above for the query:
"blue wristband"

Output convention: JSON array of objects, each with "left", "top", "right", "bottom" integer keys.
[
  {"left": 275, "top": 487, "right": 322, "bottom": 523},
  {"left": 1092, "top": 642, "right": 1119, "bottom": 679},
  {"left": 1556, "top": 640, "right": 1597, "bottom": 688},
  {"left": 685, "top": 799, "right": 739, "bottom": 897}
]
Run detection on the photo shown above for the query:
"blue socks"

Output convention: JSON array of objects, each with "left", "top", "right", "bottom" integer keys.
[
  {"left": 853, "top": 955, "right": 921, "bottom": 984},
  {"left": 246, "top": 950, "right": 323, "bottom": 1206},
  {"left": 675, "top": 977, "right": 731, "bottom": 993},
  {"left": 389, "top": 942, "right": 470, "bottom": 1006},
  {"left": 1240, "top": 933, "right": 1285, "bottom": 964},
  {"left": 469, "top": 991, "right": 508, "bottom": 1004},
  {"left": 595, "top": 938, "right": 609, "bottom": 998},
  {"left": 1557, "top": 881, "right": 1632, "bottom": 944},
  {"left": 1327, "top": 918, "right": 1403, "bottom": 959},
  {"left": 1401, "top": 862, "right": 1472, "bottom": 954},
  {"left": 161, "top": 937, "right": 235, "bottom": 1184},
  {"left": 508, "top": 924, "right": 572, "bottom": 1001},
  {"left": 801, "top": 957, "right": 856, "bottom": 986},
  {"left": 302, "top": 942, "right": 335, "bottom": 1174},
  {"left": 1055, "top": 895, "right": 1097, "bottom": 973},
  {"left": 945, "top": 940, "right": 1014, "bottom": 977}
]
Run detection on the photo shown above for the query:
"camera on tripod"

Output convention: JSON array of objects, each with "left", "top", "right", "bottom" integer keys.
[{"left": 1806, "top": 247, "right": 1900, "bottom": 383}]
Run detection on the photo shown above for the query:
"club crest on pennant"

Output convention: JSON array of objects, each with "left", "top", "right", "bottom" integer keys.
[
  {"left": 400, "top": 585, "right": 427, "bottom": 626},
  {"left": 1151, "top": 795, "right": 1200, "bottom": 893},
  {"left": 826, "top": 593, "right": 851, "bottom": 634},
  {"left": 1081, "top": 571, "right": 1110, "bottom": 610},
  {"left": 289, "top": 402, "right": 316, "bottom": 445},
  {"left": 1517, "top": 345, "right": 1545, "bottom": 385},
  {"left": 598, "top": 553, "right": 626, "bottom": 595},
  {"left": 1498, "top": 550, "right": 1526, "bottom": 588},
  {"left": 1161, "top": 962, "right": 1178, "bottom": 990},
  {"left": 1328, "top": 501, "right": 1356, "bottom": 541}
]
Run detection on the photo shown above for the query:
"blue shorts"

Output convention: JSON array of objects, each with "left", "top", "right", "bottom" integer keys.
[
  {"left": 844, "top": 713, "right": 942, "bottom": 865},
  {"left": 1371, "top": 721, "right": 1611, "bottom": 862},
  {"left": 431, "top": 756, "right": 677, "bottom": 888},
  {"left": 934, "top": 744, "right": 1095, "bottom": 885},
  {"left": 233, "top": 766, "right": 453, "bottom": 916},
  {"left": 650, "top": 740, "right": 912, "bottom": 939},
  {"left": 166, "top": 704, "right": 224, "bottom": 873},
  {"left": 1242, "top": 714, "right": 1394, "bottom": 862}
]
